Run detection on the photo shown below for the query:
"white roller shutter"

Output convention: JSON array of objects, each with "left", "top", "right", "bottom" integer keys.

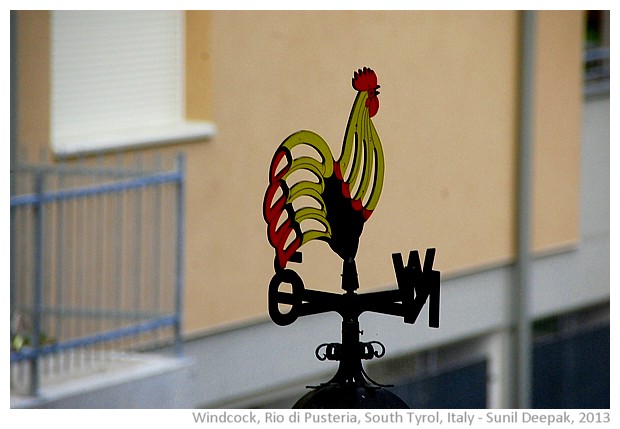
[{"left": 51, "top": 10, "right": 214, "bottom": 155}]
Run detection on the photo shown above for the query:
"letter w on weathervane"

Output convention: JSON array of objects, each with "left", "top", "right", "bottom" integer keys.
[{"left": 391, "top": 248, "right": 440, "bottom": 327}]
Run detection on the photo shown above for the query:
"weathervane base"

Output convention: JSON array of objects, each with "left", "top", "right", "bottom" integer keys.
[
  {"left": 293, "top": 383, "right": 408, "bottom": 409},
  {"left": 292, "top": 317, "right": 408, "bottom": 409}
]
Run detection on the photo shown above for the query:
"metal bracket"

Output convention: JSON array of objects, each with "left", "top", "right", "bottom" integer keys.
[{"left": 316, "top": 340, "right": 386, "bottom": 362}]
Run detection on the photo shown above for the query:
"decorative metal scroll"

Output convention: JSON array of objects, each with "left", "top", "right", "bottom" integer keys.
[{"left": 262, "top": 68, "right": 440, "bottom": 407}]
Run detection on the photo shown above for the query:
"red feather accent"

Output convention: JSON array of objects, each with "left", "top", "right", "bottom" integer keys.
[
  {"left": 276, "top": 231, "right": 301, "bottom": 271},
  {"left": 270, "top": 148, "right": 290, "bottom": 181},
  {"left": 334, "top": 161, "right": 344, "bottom": 180},
  {"left": 264, "top": 147, "right": 303, "bottom": 270}
]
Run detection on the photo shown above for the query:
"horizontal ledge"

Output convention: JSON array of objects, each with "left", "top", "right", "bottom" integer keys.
[{"left": 51, "top": 120, "right": 217, "bottom": 158}]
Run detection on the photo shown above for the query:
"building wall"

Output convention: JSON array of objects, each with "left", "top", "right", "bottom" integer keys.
[
  {"left": 184, "top": 10, "right": 583, "bottom": 332},
  {"left": 15, "top": 10, "right": 583, "bottom": 335}
]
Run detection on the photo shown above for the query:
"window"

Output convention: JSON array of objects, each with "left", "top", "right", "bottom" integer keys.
[
  {"left": 532, "top": 305, "right": 610, "bottom": 408},
  {"left": 584, "top": 10, "right": 610, "bottom": 96},
  {"left": 51, "top": 10, "right": 215, "bottom": 156}
]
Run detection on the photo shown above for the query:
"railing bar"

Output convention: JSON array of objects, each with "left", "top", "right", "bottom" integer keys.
[
  {"left": 91, "top": 159, "right": 99, "bottom": 359},
  {"left": 152, "top": 154, "right": 163, "bottom": 318},
  {"left": 69, "top": 182, "right": 78, "bottom": 344},
  {"left": 71, "top": 155, "right": 86, "bottom": 360},
  {"left": 11, "top": 315, "right": 178, "bottom": 363},
  {"left": 86, "top": 161, "right": 94, "bottom": 347},
  {"left": 30, "top": 173, "right": 44, "bottom": 396},
  {"left": 114, "top": 162, "right": 124, "bottom": 348},
  {"left": 54, "top": 171, "right": 66, "bottom": 355},
  {"left": 42, "top": 174, "right": 54, "bottom": 380},
  {"left": 10, "top": 207, "right": 17, "bottom": 345},
  {"left": 14, "top": 305, "right": 166, "bottom": 319},
  {"left": 15, "top": 206, "right": 28, "bottom": 327},
  {"left": 97, "top": 156, "right": 106, "bottom": 340},
  {"left": 75, "top": 161, "right": 85, "bottom": 342},
  {"left": 174, "top": 153, "right": 186, "bottom": 355},
  {"left": 133, "top": 154, "right": 144, "bottom": 348},
  {"left": 91, "top": 159, "right": 101, "bottom": 342},
  {"left": 51, "top": 177, "right": 62, "bottom": 342},
  {"left": 14, "top": 162, "right": 165, "bottom": 178},
  {"left": 10, "top": 170, "right": 182, "bottom": 207}
]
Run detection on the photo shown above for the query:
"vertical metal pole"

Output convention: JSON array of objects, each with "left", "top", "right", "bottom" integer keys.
[
  {"left": 174, "top": 153, "right": 186, "bottom": 355},
  {"left": 514, "top": 10, "right": 536, "bottom": 409},
  {"left": 31, "top": 174, "right": 45, "bottom": 396}
]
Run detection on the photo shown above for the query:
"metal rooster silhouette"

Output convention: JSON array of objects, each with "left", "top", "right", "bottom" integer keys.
[
  {"left": 263, "top": 67, "right": 439, "bottom": 330},
  {"left": 263, "top": 67, "right": 384, "bottom": 273},
  {"left": 262, "top": 68, "right": 440, "bottom": 408}
]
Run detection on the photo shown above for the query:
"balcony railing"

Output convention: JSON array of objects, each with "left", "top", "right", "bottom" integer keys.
[{"left": 10, "top": 151, "right": 185, "bottom": 397}]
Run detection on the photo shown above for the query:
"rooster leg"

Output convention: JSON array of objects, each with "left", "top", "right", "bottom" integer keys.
[{"left": 341, "top": 257, "right": 360, "bottom": 293}]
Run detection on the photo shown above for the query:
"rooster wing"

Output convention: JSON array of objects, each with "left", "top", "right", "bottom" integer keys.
[{"left": 263, "top": 130, "right": 335, "bottom": 270}]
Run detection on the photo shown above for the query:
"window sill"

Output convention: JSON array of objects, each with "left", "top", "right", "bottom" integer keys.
[{"left": 51, "top": 120, "right": 217, "bottom": 158}]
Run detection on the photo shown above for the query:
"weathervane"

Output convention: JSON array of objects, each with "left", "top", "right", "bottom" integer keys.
[{"left": 263, "top": 68, "right": 440, "bottom": 408}]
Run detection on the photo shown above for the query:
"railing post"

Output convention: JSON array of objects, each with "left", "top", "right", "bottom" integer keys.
[
  {"left": 30, "top": 173, "right": 45, "bottom": 396},
  {"left": 173, "top": 153, "right": 186, "bottom": 355}
]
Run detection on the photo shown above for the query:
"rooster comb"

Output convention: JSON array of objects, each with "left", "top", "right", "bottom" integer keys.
[{"left": 352, "top": 67, "right": 378, "bottom": 92}]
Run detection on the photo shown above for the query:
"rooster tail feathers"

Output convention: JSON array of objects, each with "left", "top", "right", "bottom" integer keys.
[
  {"left": 264, "top": 130, "right": 335, "bottom": 270},
  {"left": 337, "top": 93, "right": 385, "bottom": 218},
  {"left": 357, "top": 119, "right": 384, "bottom": 214}
]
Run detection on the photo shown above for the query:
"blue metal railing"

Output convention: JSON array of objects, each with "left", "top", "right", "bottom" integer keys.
[{"left": 10, "top": 152, "right": 185, "bottom": 396}]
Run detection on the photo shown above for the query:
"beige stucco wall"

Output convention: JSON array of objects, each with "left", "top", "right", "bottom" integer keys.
[
  {"left": 16, "top": 11, "right": 51, "bottom": 154},
  {"left": 15, "top": 10, "right": 583, "bottom": 335},
  {"left": 532, "top": 11, "right": 582, "bottom": 252}
]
